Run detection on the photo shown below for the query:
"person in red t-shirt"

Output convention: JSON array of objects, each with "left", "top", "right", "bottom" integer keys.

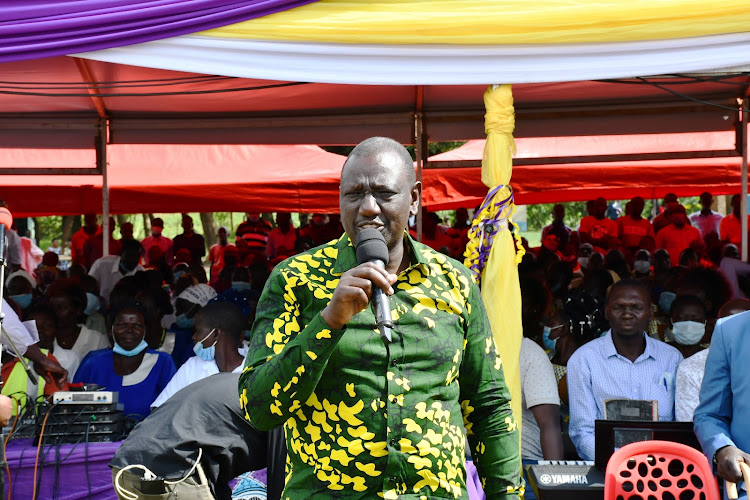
[
  {"left": 655, "top": 205, "right": 702, "bottom": 266},
  {"left": 70, "top": 213, "right": 101, "bottom": 266},
  {"left": 719, "top": 194, "right": 750, "bottom": 247},
  {"left": 617, "top": 196, "right": 655, "bottom": 251},
  {"left": 209, "top": 226, "right": 229, "bottom": 281},
  {"left": 578, "top": 197, "right": 619, "bottom": 245}
]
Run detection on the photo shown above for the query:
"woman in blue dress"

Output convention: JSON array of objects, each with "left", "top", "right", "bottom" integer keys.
[{"left": 74, "top": 300, "right": 176, "bottom": 420}]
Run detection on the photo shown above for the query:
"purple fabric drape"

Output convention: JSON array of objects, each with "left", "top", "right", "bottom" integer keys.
[{"left": 0, "top": 0, "right": 319, "bottom": 62}]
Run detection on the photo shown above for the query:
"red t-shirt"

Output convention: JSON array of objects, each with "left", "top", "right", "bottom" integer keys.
[
  {"left": 655, "top": 225, "right": 702, "bottom": 265},
  {"left": 617, "top": 216, "right": 655, "bottom": 248},
  {"left": 579, "top": 216, "right": 619, "bottom": 240}
]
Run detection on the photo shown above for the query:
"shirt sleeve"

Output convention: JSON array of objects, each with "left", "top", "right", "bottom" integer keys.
[
  {"left": 238, "top": 266, "right": 347, "bottom": 431},
  {"left": 567, "top": 348, "right": 597, "bottom": 461},
  {"left": 1, "top": 299, "right": 37, "bottom": 356},
  {"left": 88, "top": 259, "right": 103, "bottom": 286},
  {"left": 151, "top": 361, "right": 192, "bottom": 408},
  {"left": 675, "top": 360, "right": 701, "bottom": 422},
  {"left": 459, "top": 281, "right": 522, "bottom": 499},
  {"left": 522, "top": 340, "right": 560, "bottom": 409},
  {"left": 154, "top": 354, "right": 177, "bottom": 400},
  {"left": 693, "top": 323, "right": 736, "bottom": 464}
]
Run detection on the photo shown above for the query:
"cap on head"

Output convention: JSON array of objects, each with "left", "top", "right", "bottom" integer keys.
[{"left": 177, "top": 284, "right": 218, "bottom": 307}]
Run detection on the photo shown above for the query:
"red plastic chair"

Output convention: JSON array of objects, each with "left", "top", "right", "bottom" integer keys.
[{"left": 604, "top": 440, "right": 720, "bottom": 500}]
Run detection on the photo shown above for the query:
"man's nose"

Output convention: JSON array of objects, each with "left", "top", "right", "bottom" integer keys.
[{"left": 360, "top": 193, "right": 380, "bottom": 215}]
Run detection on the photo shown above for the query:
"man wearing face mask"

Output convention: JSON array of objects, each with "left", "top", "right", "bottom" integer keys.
[
  {"left": 6, "top": 269, "right": 36, "bottom": 313},
  {"left": 633, "top": 250, "right": 652, "bottom": 278},
  {"left": 151, "top": 302, "right": 246, "bottom": 408},
  {"left": 655, "top": 205, "right": 702, "bottom": 266},
  {"left": 673, "top": 295, "right": 714, "bottom": 422},
  {"left": 666, "top": 295, "right": 708, "bottom": 360},
  {"left": 169, "top": 283, "right": 217, "bottom": 368}
]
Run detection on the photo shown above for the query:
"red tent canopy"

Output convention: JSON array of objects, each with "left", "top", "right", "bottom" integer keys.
[
  {"left": 0, "top": 144, "right": 347, "bottom": 217},
  {"left": 1, "top": 132, "right": 743, "bottom": 216},
  {"left": 425, "top": 133, "right": 743, "bottom": 209}
]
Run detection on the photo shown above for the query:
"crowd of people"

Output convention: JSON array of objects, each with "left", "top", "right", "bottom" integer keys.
[
  {"left": 518, "top": 191, "right": 750, "bottom": 497},
  {"left": 1, "top": 206, "right": 470, "bottom": 421},
  {"left": 2, "top": 181, "right": 749, "bottom": 497}
]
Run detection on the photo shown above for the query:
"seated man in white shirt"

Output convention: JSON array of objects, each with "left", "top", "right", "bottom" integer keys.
[
  {"left": 568, "top": 279, "right": 683, "bottom": 461},
  {"left": 151, "top": 301, "right": 247, "bottom": 408},
  {"left": 88, "top": 239, "right": 145, "bottom": 305}
]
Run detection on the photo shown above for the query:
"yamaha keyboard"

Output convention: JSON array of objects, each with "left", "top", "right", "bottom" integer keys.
[{"left": 527, "top": 461, "right": 605, "bottom": 500}]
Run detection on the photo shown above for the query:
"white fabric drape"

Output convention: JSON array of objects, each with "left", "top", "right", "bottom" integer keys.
[{"left": 75, "top": 32, "right": 750, "bottom": 85}]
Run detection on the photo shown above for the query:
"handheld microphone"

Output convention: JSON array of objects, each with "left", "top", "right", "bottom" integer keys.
[
  {"left": 0, "top": 207, "right": 12, "bottom": 264},
  {"left": 355, "top": 228, "right": 393, "bottom": 344}
]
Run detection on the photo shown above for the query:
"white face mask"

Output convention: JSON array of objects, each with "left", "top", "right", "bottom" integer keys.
[
  {"left": 671, "top": 320, "right": 706, "bottom": 345},
  {"left": 633, "top": 260, "right": 651, "bottom": 274},
  {"left": 578, "top": 256, "right": 590, "bottom": 269}
]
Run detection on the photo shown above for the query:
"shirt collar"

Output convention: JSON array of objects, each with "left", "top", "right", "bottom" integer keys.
[
  {"left": 332, "top": 231, "right": 430, "bottom": 276},
  {"left": 110, "top": 256, "right": 122, "bottom": 274},
  {"left": 602, "top": 329, "right": 655, "bottom": 362}
]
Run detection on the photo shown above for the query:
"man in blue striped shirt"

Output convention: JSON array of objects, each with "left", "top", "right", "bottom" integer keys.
[{"left": 567, "top": 279, "right": 683, "bottom": 461}]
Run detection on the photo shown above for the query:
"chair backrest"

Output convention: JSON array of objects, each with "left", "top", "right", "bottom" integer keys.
[{"left": 604, "top": 440, "right": 720, "bottom": 500}]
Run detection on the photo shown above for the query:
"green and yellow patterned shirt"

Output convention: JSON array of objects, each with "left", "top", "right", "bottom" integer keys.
[{"left": 239, "top": 234, "right": 521, "bottom": 499}]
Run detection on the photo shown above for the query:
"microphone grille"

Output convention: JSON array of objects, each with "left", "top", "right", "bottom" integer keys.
[{"left": 355, "top": 228, "right": 389, "bottom": 265}]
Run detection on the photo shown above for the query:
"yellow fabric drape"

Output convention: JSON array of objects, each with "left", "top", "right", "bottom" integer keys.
[
  {"left": 201, "top": 0, "right": 750, "bottom": 45},
  {"left": 464, "top": 85, "right": 525, "bottom": 457}
]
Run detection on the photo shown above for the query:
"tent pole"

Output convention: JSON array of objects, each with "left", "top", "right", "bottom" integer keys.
[
  {"left": 97, "top": 120, "right": 110, "bottom": 257},
  {"left": 415, "top": 111, "right": 426, "bottom": 242},
  {"left": 742, "top": 102, "right": 748, "bottom": 262}
]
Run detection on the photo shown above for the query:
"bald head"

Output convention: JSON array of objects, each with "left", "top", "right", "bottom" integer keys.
[{"left": 342, "top": 137, "right": 415, "bottom": 185}]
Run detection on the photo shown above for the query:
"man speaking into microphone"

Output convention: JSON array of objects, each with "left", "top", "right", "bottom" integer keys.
[{"left": 239, "top": 137, "right": 521, "bottom": 498}]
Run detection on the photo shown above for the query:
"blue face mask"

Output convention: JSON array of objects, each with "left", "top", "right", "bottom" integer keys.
[
  {"left": 659, "top": 291, "right": 677, "bottom": 314},
  {"left": 10, "top": 293, "right": 32, "bottom": 310},
  {"left": 84, "top": 292, "right": 100, "bottom": 316},
  {"left": 113, "top": 339, "right": 149, "bottom": 357},
  {"left": 231, "top": 281, "right": 252, "bottom": 292},
  {"left": 542, "top": 326, "right": 560, "bottom": 352},
  {"left": 193, "top": 328, "right": 217, "bottom": 361},
  {"left": 175, "top": 313, "right": 195, "bottom": 329}
]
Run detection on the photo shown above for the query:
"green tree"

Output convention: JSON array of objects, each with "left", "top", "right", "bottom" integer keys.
[{"left": 526, "top": 202, "right": 588, "bottom": 231}]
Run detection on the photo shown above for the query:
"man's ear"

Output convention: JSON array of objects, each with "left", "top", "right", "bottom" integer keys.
[{"left": 409, "top": 182, "right": 422, "bottom": 216}]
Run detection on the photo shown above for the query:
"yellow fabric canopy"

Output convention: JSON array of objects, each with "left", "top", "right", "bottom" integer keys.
[{"left": 201, "top": 0, "right": 750, "bottom": 44}]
